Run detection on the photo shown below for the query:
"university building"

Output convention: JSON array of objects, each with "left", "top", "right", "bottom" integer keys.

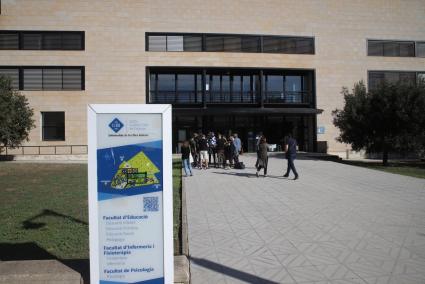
[{"left": 0, "top": 0, "right": 424, "bottom": 156}]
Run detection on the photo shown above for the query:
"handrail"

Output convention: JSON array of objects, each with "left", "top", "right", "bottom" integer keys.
[{"left": 0, "top": 145, "right": 88, "bottom": 155}]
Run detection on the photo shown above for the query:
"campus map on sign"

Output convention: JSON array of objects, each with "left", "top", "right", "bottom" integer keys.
[{"left": 111, "top": 151, "right": 160, "bottom": 189}]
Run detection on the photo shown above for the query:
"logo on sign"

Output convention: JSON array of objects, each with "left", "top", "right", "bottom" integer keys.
[{"left": 109, "top": 118, "right": 124, "bottom": 133}]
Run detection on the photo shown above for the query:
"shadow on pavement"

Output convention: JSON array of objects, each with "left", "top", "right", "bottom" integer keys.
[
  {"left": 211, "top": 171, "right": 295, "bottom": 180},
  {"left": 190, "top": 256, "right": 280, "bottom": 284}
]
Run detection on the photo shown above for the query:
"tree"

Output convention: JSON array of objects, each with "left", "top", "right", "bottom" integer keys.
[
  {"left": 332, "top": 80, "right": 425, "bottom": 166},
  {"left": 0, "top": 76, "right": 35, "bottom": 154}
]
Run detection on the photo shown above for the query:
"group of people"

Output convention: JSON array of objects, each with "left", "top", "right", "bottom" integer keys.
[
  {"left": 180, "top": 132, "right": 243, "bottom": 176},
  {"left": 180, "top": 131, "right": 299, "bottom": 180},
  {"left": 255, "top": 134, "right": 299, "bottom": 180}
]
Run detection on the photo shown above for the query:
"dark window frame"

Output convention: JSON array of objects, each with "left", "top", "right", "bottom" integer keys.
[
  {"left": 367, "top": 70, "right": 424, "bottom": 90},
  {"left": 367, "top": 39, "right": 420, "bottom": 57},
  {"left": 147, "top": 66, "right": 315, "bottom": 106},
  {"left": 41, "top": 111, "right": 65, "bottom": 141},
  {"left": 0, "top": 66, "right": 85, "bottom": 90},
  {"left": 0, "top": 30, "right": 85, "bottom": 50},
  {"left": 146, "top": 32, "right": 315, "bottom": 54}
]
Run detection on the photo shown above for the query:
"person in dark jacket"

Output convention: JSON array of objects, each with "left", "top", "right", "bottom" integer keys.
[
  {"left": 198, "top": 134, "right": 209, "bottom": 169},
  {"left": 181, "top": 140, "right": 193, "bottom": 177},
  {"left": 216, "top": 133, "right": 226, "bottom": 169},
  {"left": 224, "top": 138, "right": 232, "bottom": 169},
  {"left": 256, "top": 136, "right": 269, "bottom": 177},
  {"left": 189, "top": 134, "right": 198, "bottom": 168},
  {"left": 283, "top": 134, "right": 299, "bottom": 180}
]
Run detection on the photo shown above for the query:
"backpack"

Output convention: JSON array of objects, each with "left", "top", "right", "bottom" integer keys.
[{"left": 234, "top": 162, "right": 245, "bottom": 169}]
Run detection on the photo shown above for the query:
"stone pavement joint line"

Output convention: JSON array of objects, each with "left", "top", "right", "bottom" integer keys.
[{"left": 184, "top": 154, "right": 425, "bottom": 284}]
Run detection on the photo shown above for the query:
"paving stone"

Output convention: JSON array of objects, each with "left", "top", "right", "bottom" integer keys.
[{"left": 185, "top": 154, "right": 425, "bottom": 283}]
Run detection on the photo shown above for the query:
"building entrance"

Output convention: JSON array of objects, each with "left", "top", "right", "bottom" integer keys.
[{"left": 173, "top": 114, "right": 315, "bottom": 153}]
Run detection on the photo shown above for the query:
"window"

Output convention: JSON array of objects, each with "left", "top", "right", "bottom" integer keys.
[
  {"left": 263, "top": 37, "right": 314, "bottom": 54},
  {"left": 368, "top": 71, "right": 418, "bottom": 89},
  {"left": 0, "top": 32, "right": 19, "bottom": 49},
  {"left": 417, "top": 42, "right": 425, "bottom": 58},
  {"left": 0, "top": 68, "right": 19, "bottom": 89},
  {"left": 368, "top": 40, "right": 415, "bottom": 57},
  {"left": 42, "top": 112, "right": 65, "bottom": 141},
  {"left": 18, "top": 67, "right": 84, "bottom": 90},
  {"left": 146, "top": 33, "right": 313, "bottom": 54},
  {"left": 0, "top": 31, "right": 84, "bottom": 50}
]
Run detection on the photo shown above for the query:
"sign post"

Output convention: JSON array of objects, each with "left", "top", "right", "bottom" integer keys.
[{"left": 87, "top": 104, "right": 173, "bottom": 284}]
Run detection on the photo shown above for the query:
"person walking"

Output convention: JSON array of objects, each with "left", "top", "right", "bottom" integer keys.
[
  {"left": 283, "top": 134, "right": 299, "bottom": 180},
  {"left": 198, "top": 134, "right": 209, "bottom": 169},
  {"left": 189, "top": 134, "right": 198, "bottom": 168},
  {"left": 256, "top": 136, "right": 268, "bottom": 177},
  {"left": 181, "top": 140, "right": 193, "bottom": 177}
]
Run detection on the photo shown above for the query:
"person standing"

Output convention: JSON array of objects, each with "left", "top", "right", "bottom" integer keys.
[
  {"left": 199, "top": 134, "right": 209, "bottom": 169},
  {"left": 283, "top": 134, "right": 299, "bottom": 180},
  {"left": 208, "top": 132, "right": 217, "bottom": 168},
  {"left": 256, "top": 136, "right": 268, "bottom": 177},
  {"left": 181, "top": 140, "right": 193, "bottom": 177},
  {"left": 233, "top": 133, "right": 242, "bottom": 157},
  {"left": 216, "top": 133, "right": 226, "bottom": 169},
  {"left": 229, "top": 136, "right": 239, "bottom": 165}
]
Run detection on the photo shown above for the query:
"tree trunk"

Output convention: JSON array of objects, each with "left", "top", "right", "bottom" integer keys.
[{"left": 382, "top": 149, "right": 389, "bottom": 166}]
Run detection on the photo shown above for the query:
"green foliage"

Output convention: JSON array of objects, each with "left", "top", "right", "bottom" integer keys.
[
  {"left": 333, "top": 80, "right": 425, "bottom": 165},
  {"left": 0, "top": 76, "right": 35, "bottom": 150}
]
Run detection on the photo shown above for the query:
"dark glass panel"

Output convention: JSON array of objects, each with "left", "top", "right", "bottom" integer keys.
[
  {"left": 62, "top": 33, "right": 83, "bottom": 50},
  {"left": 157, "top": 74, "right": 175, "bottom": 91},
  {"left": 177, "top": 74, "right": 195, "bottom": 102},
  {"left": 42, "top": 112, "right": 65, "bottom": 141},
  {"left": 285, "top": 76, "right": 302, "bottom": 103},
  {"left": 399, "top": 72, "right": 416, "bottom": 85},
  {"left": 22, "top": 33, "right": 42, "bottom": 50},
  {"left": 280, "top": 38, "right": 297, "bottom": 53},
  {"left": 241, "top": 36, "right": 260, "bottom": 52},
  {"left": 368, "top": 41, "right": 384, "bottom": 56},
  {"left": 62, "top": 69, "right": 82, "bottom": 90},
  {"left": 399, "top": 42, "right": 414, "bottom": 57},
  {"left": 183, "top": 35, "right": 202, "bottom": 51},
  {"left": 205, "top": 36, "right": 223, "bottom": 51},
  {"left": 23, "top": 68, "right": 42, "bottom": 90},
  {"left": 0, "top": 33, "right": 19, "bottom": 49},
  {"left": 0, "top": 68, "right": 19, "bottom": 89},
  {"left": 296, "top": 38, "right": 314, "bottom": 54},
  {"left": 43, "top": 69, "right": 62, "bottom": 90},
  {"left": 417, "top": 42, "right": 425, "bottom": 57},
  {"left": 43, "top": 33, "right": 62, "bottom": 49},
  {"left": 383, "top": 42, "right": 399, "bottom": 56},
  {"left": 223, "top": 37, "right": 242, "bottom": 52},
  {"left": 262, "top": 37, "right": 281, "bottom": 53}
]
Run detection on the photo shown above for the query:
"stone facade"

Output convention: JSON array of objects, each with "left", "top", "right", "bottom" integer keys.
[{"left": 0, "top": 0, "right": 424, "bottom": 154}]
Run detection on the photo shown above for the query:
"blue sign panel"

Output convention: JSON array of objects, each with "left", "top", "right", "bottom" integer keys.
[{"left": 317, "top": 126, "right": 325, "bottom": 134}]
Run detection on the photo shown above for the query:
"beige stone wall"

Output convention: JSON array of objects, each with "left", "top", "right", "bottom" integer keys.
[{"left": 1, "top": 0, "right": 424, "bottom": 152}]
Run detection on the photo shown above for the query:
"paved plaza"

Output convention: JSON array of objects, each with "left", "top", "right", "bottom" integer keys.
[{"left": 185, "top": 154, "right": 425, "bottom": 284}]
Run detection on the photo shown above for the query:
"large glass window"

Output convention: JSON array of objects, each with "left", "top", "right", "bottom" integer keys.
[
  {"left": 149, "top": 68, "right": 313, "bottom": 105},
  {"left": 148, "top": 35, "right": 202, "bottom": 52},
  {"left": 368, "top": 40, "right": 415, "bottom": 57},
  {"left": 42, "top": 112, "right": 65, "bottom": 141}
]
